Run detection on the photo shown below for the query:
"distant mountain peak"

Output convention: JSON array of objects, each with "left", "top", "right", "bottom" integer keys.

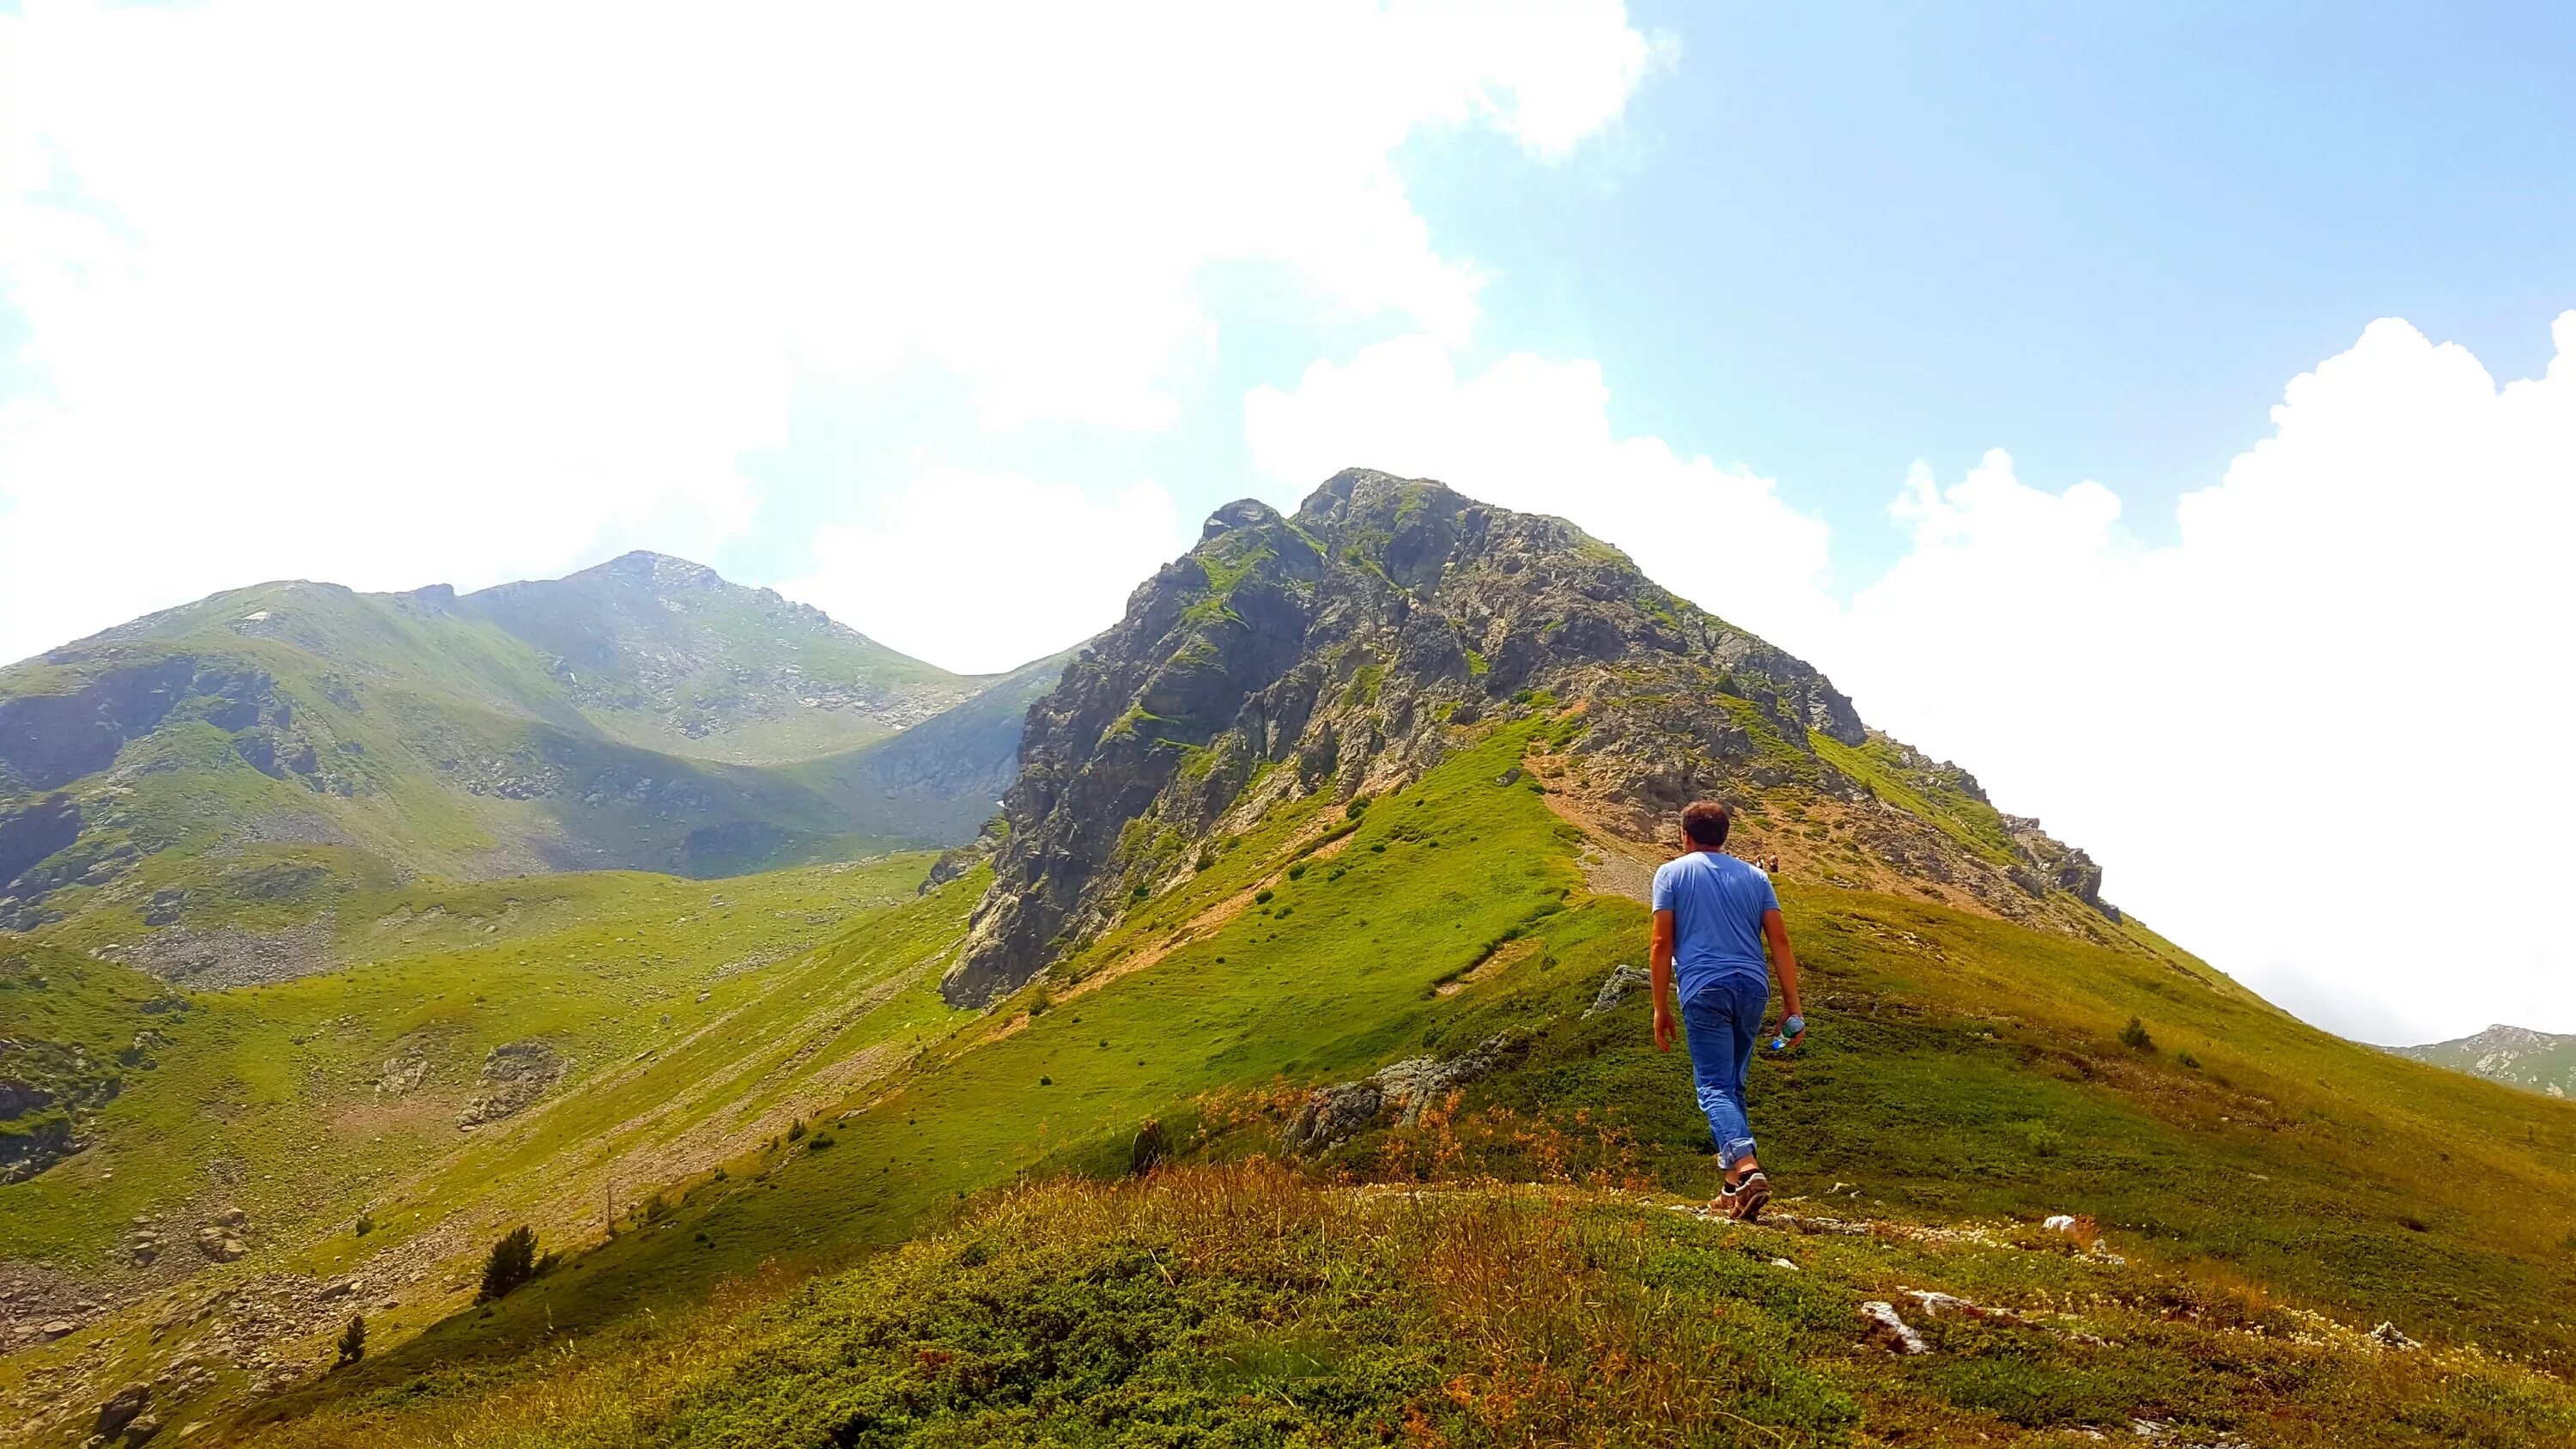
[
  {"left": 581, "top": 550, "right": 728, "bottom": 590},
  {"left": 2396, "top": 1022, "right": 2576, "bottom": 1099}
]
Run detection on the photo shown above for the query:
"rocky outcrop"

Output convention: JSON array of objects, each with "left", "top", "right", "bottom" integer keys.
[
  {"left": 1857, "top": 1300, "right": 1930, "bottom": 1355},
  {"left": 2002, "top": 814, "right": 2117, "bottom": 921},
  {"left": 94, "top": 1382, "right": 153, "bottom": 1440},
  {"left": 1280, "top": 1036, "right": 1518, "bottom": 1154},
  {"left": 1583, "top": 965, "right": 1653, "bottom": 1019},
  {"left": 0, "top": 794, "right": 81, "bottom": 899},
  {"left": 196, "top": 1209, "right": 251, "bottom": 1263},
  {"left": 458, "top": 1042, "right": 570, "bottom": 1127},
  {"left": 945, "top": 472, "right": 1874, "bottom": 1005},
  {"left": 946, "top": 470, "right": 2111, "bottom": 1007}
]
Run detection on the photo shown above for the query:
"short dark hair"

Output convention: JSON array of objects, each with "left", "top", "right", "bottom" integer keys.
[{"left": 1681, "top": 801, "right": 1731, "bottom": 849}]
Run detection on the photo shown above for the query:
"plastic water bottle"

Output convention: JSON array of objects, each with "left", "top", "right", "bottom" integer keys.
[{"left": 1771, "top": 1014, "right": 1805, "bottom": 1051}]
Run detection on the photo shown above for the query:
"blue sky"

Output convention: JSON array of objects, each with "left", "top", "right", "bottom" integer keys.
[
  {"left": 701, "top": 1, "right": 2576, "bottom": 598},
  {"left": 3, "top": 1, "right": 2573, "bottom": 1041},
  {"left": 1468, "top": 1, "right": 2576, "bottom": 568}
]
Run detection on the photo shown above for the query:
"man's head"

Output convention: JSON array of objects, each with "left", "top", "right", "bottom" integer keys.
[{"left": 1681, "top": 800, "right": 1731, "bottom": 849}]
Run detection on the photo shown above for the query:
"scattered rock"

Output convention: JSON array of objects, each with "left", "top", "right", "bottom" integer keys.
[
  {"left": 194, "top": 1227, "right": 247, "bottom": 1263},
  {"left": 374, "top": 1053, "right": 428, "bottom": 1096},
  {"left": 1857, "top": 1300, "right": 1929, "bottom": 1355},
  {"left": 2367, "top": 1321, "right": 2419, "bottom": 1350},
  {"left": 1583, "top": 964, "right": 1651, "bottom": 1019}
]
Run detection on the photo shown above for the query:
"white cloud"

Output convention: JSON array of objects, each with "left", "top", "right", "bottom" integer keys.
[
  {"left": 1245, "top": 334, "right": 1836, "bottom": 651},
  {"left": 781, "top": 472, "right": 1187, "bottom": 676},
  {"left": 1242, "top": 319, "right": 2576, "bottom": 1044},
  {"left": 1838, "top": 316, "right": 2576, "bottom": 1044},
  {"left": 0, "top": 0, "right": 1663, "bottom": 665}
]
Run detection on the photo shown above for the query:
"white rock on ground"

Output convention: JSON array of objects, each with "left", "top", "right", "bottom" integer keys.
[{"left": 1857, "top": 1300, "right": 1929, "bottom": 1355}]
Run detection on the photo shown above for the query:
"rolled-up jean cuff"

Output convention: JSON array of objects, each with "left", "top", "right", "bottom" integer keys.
[{"left": 1721, "top": 1135, "right": 1758, "bottom": 1170}]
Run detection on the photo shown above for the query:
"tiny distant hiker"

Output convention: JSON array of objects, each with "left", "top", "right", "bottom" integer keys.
[{"left": 1649, "top": 801, "right": 1805, "bottom": 1221}]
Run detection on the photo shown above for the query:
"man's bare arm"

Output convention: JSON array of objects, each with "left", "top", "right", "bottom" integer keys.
[
  {"left": 1763, "top": 908, "right": 1805, "bottom": 1044},
  {"left": 1649, "top": 908, "right": 1679, "bottom": 1052}
]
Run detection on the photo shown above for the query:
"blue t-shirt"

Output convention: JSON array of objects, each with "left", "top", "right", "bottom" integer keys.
[{"left": 1651, "top": 850, "right": 1779, "bottom": 1003}]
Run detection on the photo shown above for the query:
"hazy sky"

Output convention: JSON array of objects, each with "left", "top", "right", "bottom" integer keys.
[{"left": 3, "top": 1, "right": 2572, "bottom": 1044}]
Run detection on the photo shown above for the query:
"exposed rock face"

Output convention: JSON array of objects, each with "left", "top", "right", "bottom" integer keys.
[
  {"left": 0, "top": 794, "right": 82, "bottom": 900},
  {"left": 946, "top": 470, "right": 2116, "bottom": 1006},
  {"left": 458, "top": 1042, "right": 570, "bottom": 1127},
  {"left": 0, "top": 1079, "right": 54, "bottom": 1120},
  {"left": 2002, "top": 814, "right": 2116, "bottom": 921},
  {"left": 95, "top": 1383, "right": 152, "bottom": 1440}
]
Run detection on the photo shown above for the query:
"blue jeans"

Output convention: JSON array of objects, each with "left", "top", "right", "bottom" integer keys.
[{"left": 1681, "top": 976, "right": 1768, "bottom": 1171}]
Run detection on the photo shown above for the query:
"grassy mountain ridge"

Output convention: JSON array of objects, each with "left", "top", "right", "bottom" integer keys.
[
  {"left": 189, "top": 716, "right": 2576, "bottom": 1447},
  {"left": 5, "top": 478, "right": 2573, "bottom": 1446},
  {"left": 951, "top": 470, "right": 2118, "bottom": 1007},
  {"left": 0, "top": 561, "right": 1049, "bottom": 990}
]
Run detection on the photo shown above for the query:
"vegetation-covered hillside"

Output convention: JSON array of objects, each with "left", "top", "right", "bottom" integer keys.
[
  {"left": 4, "top": 478, "right": 2571, "bottom": 1447},
  {"left": 0, "top": 558, "right": 1039, "bottom": 988},
  {"left": 102, "top": 720, "right": 2564, "bottom": 1448}
]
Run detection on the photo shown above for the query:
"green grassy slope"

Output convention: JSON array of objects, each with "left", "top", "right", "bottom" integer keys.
[
  {"left": 213, "top": 716, "right": 2576, "bottom": 1447},
  {"left": 264, "top": 1167, "right": 2576, "bottom": 1449},
  {"left": 0, "top": 850, "right": 1008, "bottom": 1439},
  {"left": 0, "top": 855, "right": 941, "bottom": 1266}
]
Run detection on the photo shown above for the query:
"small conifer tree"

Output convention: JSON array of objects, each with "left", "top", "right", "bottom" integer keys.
[
  {"left": 336, "top": 1314, "right": 366, "bottom": 1367},
  {"left": 477, "top": 1226, "right": 538, "bottom": 1303}
]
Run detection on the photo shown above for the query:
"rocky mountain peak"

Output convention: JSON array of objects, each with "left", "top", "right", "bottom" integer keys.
[
  {"left": 586, "top": 550, "right": 728, "bottom": 592},
  {"left": 941, "top": 470, "right": 2114, "bottom": 1007},
  {"left": 2395, "top": 1022, "right": 2576, "bottom": 1099}
]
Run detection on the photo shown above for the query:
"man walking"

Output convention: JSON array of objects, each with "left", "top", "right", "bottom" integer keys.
[{"left": 1650, "top": 801, "right": 1805, "bottom": 1221}]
